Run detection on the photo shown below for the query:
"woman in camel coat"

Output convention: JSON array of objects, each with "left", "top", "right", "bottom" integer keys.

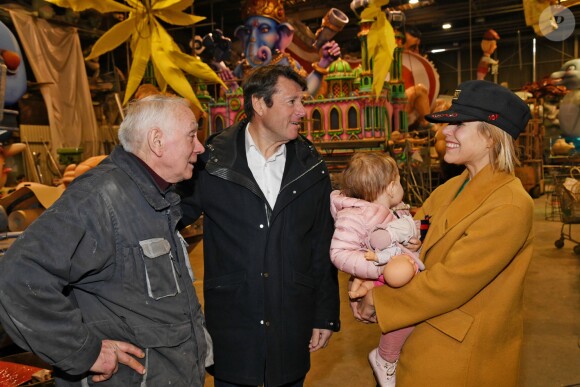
[{"left": 353, "top": 80, "right": 534, "bottom": 386}]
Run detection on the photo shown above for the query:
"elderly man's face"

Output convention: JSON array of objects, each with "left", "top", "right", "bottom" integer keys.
[{"left": 161, "top": 104, "right": 205, "bottom": 183}]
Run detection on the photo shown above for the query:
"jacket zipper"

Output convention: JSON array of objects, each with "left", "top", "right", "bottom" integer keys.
[
  {"left": 279, "top": 158, "right": 324, "bottom": 192},
  {"left": 264, "top": 202, "right": 271, "bottom": 227}
]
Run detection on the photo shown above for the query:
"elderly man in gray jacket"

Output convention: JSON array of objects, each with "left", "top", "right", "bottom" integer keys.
[{"left": 0, "top": 95, "right": 208, "bottom": 386}]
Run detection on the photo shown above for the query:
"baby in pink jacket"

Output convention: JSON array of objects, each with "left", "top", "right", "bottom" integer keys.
[{"left": 330, "top": 153, "right": 423, "bottom": 387}]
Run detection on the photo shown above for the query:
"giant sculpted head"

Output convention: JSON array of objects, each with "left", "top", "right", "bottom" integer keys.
[{"left": 234, "top": 0, "right": 294, "bottom": 68}]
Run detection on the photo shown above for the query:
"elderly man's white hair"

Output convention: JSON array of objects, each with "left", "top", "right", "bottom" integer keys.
[{"left": 118, "top": 94, "right": 193, "bottom": 153}]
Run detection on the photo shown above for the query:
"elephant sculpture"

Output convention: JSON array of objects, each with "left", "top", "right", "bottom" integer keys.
[
  {"left": 234, "top": 14, "right": 293, "bottom": 70},
  {"left": 233, "top": 0, "right": 341, "bottom": 96}
]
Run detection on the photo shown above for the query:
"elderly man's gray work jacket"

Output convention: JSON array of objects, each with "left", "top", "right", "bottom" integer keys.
[{"left": 0, "top": 146, "right": 207, "bottom": 386}]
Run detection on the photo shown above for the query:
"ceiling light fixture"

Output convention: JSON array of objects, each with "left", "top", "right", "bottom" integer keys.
[
  {"left": 442, "top": 23, "right": 452, "bottom": 29},
  {"left": 430, "top": 49, "right": 446, "bottom": 53},
  {"left": 409, "top": 0, "right": 419, "bottom": 4}
]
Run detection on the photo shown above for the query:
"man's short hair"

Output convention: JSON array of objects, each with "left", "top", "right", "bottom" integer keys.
[{"left": 242, "top": 65, "right": 307, "bottom": 121}]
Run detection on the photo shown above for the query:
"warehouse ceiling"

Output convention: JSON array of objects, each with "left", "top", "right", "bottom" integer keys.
[
  {"left": 0, "top": 0, "right": 578, "bottom": 72},
  {"left": 1, "top": 0, "right": 578, "bottom": 55},
  {"left": 193, "top": 0, "right": 580, "bottom": 54}
]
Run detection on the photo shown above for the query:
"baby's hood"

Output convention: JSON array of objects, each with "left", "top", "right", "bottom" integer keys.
[
  {"left": 330, "top": 190, "right": 389, "bottom": 224},
  {"left": 330, "top": 190, "right": 362, "bottom": 219}
]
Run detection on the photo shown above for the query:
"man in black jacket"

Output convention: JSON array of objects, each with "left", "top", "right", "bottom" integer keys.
[
  {"left": 0, "top": 95, "right": 208, "bottom": 386},
  {"left": 181, "top": 65, "right": 340, "bottom": 386}
]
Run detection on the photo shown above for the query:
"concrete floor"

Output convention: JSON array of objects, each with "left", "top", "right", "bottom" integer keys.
[{"left": 190, "top": 198, "right": 580, "bottom": 387}]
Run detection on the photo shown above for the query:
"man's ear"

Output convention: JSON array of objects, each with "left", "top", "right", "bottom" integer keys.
[
  {"left": 252, "top": 95, "right": 265, "bottom": 117},
  {"left": 148, "top": 127, "right": 163, "bottom": 156}
]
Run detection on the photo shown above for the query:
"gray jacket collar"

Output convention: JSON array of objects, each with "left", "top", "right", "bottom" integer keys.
[{"left": 109, "top": 146, "right": 179, "bottom": 211}]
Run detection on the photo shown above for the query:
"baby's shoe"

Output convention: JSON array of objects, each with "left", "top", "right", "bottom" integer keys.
[{"left": 368, "top": 347, "right": 397, "bottom": 387}]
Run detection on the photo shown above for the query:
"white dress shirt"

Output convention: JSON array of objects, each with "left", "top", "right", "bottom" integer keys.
[{"left": 245, "top": 125, "right": 286, "bottom": 208}]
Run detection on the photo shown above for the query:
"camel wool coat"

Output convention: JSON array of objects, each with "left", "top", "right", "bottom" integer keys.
[{"left": 374, "top": 165, "right": 534, "bottom": 386}]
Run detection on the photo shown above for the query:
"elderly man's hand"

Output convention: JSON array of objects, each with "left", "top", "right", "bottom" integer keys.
[{"left": 90, "top": 340, "right": 146, "bottom": 382}]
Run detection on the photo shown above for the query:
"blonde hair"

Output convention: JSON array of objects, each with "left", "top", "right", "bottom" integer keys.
[
  {"left": 478, "top": 122, "right": 520, "bottom": 173},
  {"left": 340, "top": 153, "right": 399, "bottom": 202}
]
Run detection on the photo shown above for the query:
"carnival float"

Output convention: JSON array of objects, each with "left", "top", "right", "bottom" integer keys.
[{"left": 0, "top": 0, "right": 577, "bottom": 225}]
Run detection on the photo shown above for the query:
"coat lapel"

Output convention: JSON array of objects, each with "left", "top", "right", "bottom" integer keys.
[
  {"left": 206, "top": 122, "right": 266, "bottom": 200},
  {"left": 422, "top": 166, "right": 516, "bottom": 256}
]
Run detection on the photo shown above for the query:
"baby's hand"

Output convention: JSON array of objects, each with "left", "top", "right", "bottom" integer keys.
[
  {"left": 348, "top": 277, "right": 373, "bottom": 299},
  {"left": 364, "top": 250, "right": 378, "bottom": 262},
  {"left": 404, "top": 237, "right": 422, "bottom": 252}
]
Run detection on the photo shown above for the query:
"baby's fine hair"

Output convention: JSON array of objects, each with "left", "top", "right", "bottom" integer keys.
[{"left": 340, "top": 152, "right": 399, "bottom": 202}]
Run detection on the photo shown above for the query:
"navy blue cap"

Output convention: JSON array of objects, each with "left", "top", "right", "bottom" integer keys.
[{"left": 425, "top": 80, "right": 531, "bottom": 139}]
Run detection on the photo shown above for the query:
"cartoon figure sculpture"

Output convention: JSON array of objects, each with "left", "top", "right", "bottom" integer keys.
[
  {"left": 391, "top": 22, "right": 439, "bottom": 130},
  {"left": 401, "top": 26, "right": 434, "bottom": 129},
  {"left": 403, "top": 26, "right": 421, "bottom": 54},
  {"left": 0, "top": 20, "right": 26, "bottom": 108},
  {"left": 550, "top": 59, "right": 580, "bottom": 138},
  {"left": 193, "top": 29, "right": 238, "bottom": 91},
  {"left": 233, "top": 0, "right": 341, "bottom": 96},
  {"left": 0, "top": 20, "right": 27, "bottom": 191},
  {"left": 0, "top": 143, "right": 25, "bottom": 189},
  {"left": 477, "top": 29, "right": 500, "bottom": 81}
]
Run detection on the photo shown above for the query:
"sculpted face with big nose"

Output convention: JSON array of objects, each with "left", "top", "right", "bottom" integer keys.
[
  {"left": 235, "top": 15, "right": 294, "bottom": 68},
  {"left": 233, "top": 1, "right": 341, "bottom": 97}
]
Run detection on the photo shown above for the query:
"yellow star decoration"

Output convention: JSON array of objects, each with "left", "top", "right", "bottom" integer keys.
[
  {"left": 360, "top": 0, "right": 396, "bottom": 99},
  {"left": 45, "top": 0, "right": 226, "bottom": 113}
]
